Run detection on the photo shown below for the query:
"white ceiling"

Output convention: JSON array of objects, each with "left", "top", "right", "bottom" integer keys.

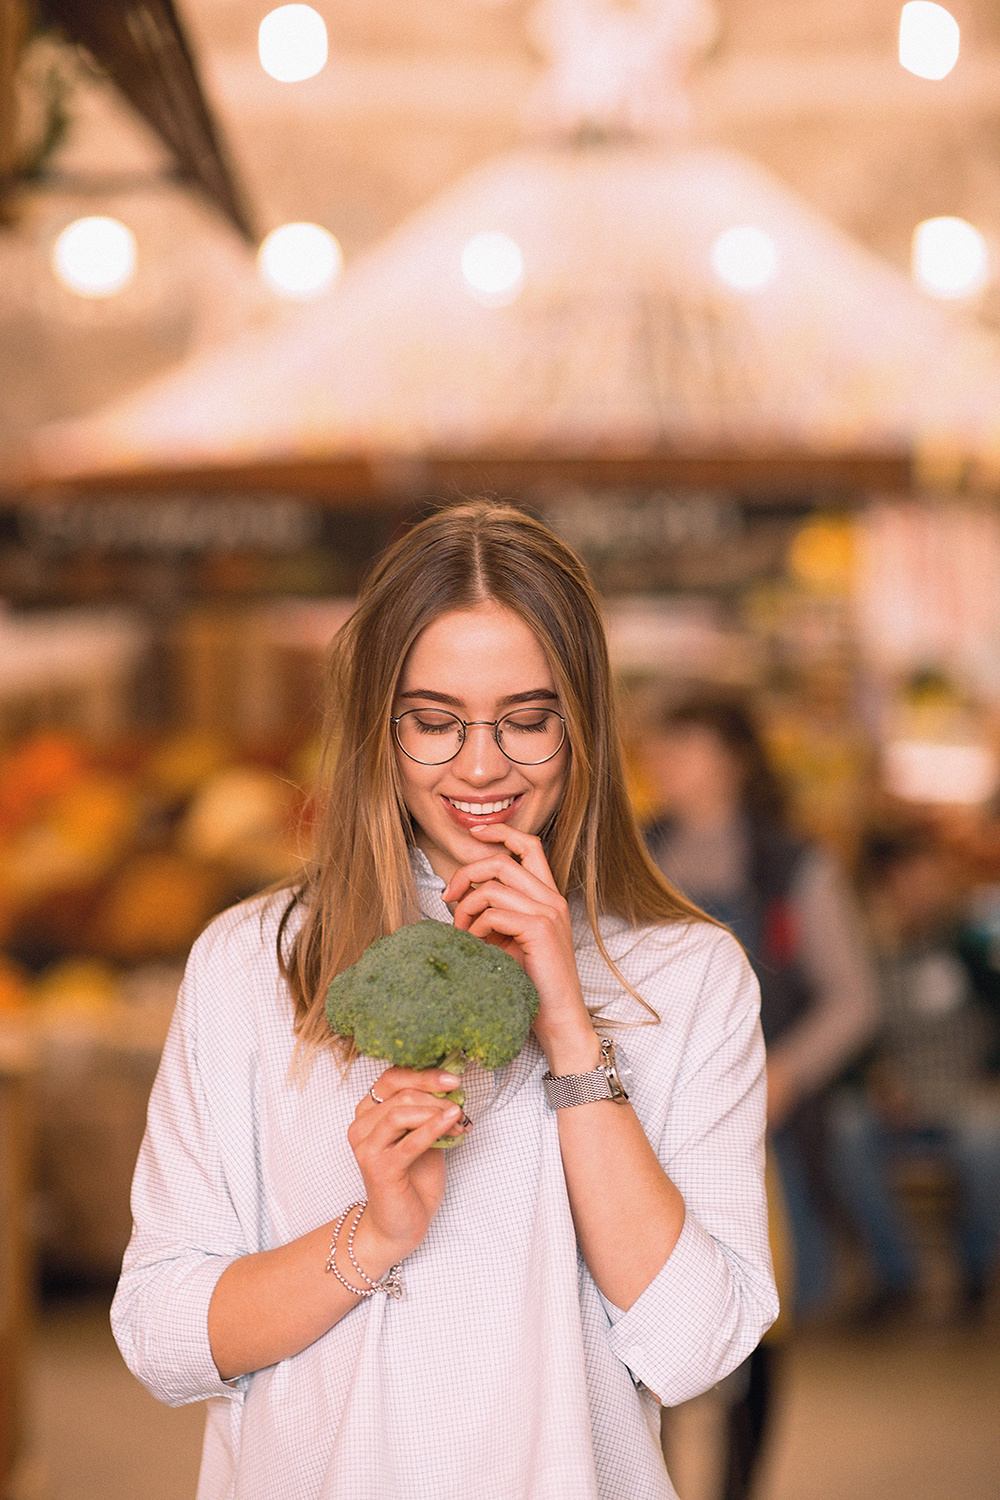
[{"left": 4, "top": 0, "right": 1000, "bottom": 466}]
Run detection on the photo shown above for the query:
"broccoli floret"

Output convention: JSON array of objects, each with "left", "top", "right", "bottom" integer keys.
[{"left": 324, "top": 919, "right": 539, "bottom": 1146}]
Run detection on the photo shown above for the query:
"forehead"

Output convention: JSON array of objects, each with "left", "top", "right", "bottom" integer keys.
[{"left": 399, "top": 605, "right": 554, "bottom": 698}]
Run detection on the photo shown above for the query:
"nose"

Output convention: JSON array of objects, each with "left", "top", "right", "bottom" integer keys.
[{"left": 452, "top": 722, "right": 509, "bottom": 782}]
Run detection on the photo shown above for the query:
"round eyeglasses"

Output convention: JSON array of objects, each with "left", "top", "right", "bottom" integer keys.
[{"left": 391, "top": 707, "right": 567, "bottom": 766}]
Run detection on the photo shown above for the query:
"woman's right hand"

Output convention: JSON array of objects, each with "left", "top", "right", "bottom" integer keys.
[
  {"left": 209, "top": 1065, "right": 471, "bottom": 1380},
  {"left": 346, "top": 1067, "right": 471, "bottom": 1270}
]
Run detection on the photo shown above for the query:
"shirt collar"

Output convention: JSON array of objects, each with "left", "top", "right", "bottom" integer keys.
[{"left": 409, "top": 845, "right": 452, "bottom": 920}]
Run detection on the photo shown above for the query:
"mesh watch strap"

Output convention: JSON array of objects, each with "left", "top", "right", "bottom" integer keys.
[{"left": 541, "top": 1038, "right": 627, "bottom": 1107}]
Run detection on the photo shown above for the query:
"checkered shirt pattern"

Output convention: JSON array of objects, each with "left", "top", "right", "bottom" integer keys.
[{"left": 111, "top": 851, "right": 776, "bottom": 1500}]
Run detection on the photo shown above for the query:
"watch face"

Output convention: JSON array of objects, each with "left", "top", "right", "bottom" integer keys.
[{"left": 612, "top": 1044, "right": 634, "bottom": 1098}]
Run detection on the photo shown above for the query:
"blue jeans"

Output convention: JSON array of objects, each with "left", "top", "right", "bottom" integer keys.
[
  {"left": 827, "top": 1088, "right": 1000, "bottom": 1291},
  {"left": 770, "top": 1125, "right": 836, "bottom": 1318}
]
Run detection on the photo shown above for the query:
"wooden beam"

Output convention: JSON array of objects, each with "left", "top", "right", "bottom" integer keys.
[
  {"left": 34, "top": 0, "right": 255, "bottom": 241},
  {"left": 0, "top": 0, "right": 29, "bottom": 215},
  {"left": 14, "top": 447, "right": 914, "bottom": 504}
]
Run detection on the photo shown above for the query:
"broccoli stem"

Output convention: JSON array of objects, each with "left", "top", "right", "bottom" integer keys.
[{"left": 430, "top": 1049, "right": 468, "bottom": 1149}]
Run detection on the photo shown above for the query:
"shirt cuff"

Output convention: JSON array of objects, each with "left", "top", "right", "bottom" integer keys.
[
  {"left": 601, "top": 1212, "right": 766, "bottom": 1407},
  {"left": 115, "top": 1254, "right": 248, "bottom": 1407}
]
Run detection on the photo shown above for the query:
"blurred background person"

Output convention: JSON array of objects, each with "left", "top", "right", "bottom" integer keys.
[
  {"left": 827, "top": 824, "right": 1000, "bottom": 1325},
  {"left": 641, "top": 690, "right": 877, "bottom": 1500}
]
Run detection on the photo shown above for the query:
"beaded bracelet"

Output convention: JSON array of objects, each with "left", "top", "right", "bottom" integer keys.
[{"left": 325, "top": 1201, "right": 404, "bottom": 1300}]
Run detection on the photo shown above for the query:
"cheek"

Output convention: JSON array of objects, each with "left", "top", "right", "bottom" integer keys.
[
  {"left": 540, "top": 751, "right": 571, "bottom": 808},
  {"left": 394, "top": 754, "right": 434, "bottom": 810}
]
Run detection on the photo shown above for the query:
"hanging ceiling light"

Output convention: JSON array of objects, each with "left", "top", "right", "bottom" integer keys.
[
  {"left": 460, "top": 231, "right": 525, "bottom": 306},
  {"left": 258, "top": 6, "right": 328, "bottom": 84},
  {"left": 51, "top": 214, "right": 137, "bottom": 296},
  {"left": 258, "top": 222, "right": 342, "bottom": 299},
  {"left": 899, "top": 2, "right": 960, "bottom": 81},
  {"left": 710, "top": 225, "right": 779, "bottom": 291},
  {"left": 912, "top": 216, "right": 989, "bottom": 300}
]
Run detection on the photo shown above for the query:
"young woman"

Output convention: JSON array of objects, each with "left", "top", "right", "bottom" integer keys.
[{"left": 112, "top": 501, "right": 777, "bottom": 1500}]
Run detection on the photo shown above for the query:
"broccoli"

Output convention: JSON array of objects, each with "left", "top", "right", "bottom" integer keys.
[{"left": 324, "top": 919, "right": 539, "bottom": 1146}]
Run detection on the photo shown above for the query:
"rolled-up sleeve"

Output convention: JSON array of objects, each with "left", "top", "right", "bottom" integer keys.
[
  {"left": 110, "top": 932, "right": 253, "bottom": 1407},
  {"left": 601, "top": 930, "right": 778, "bottom": 1405}
]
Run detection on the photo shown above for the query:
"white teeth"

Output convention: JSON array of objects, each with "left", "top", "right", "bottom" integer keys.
[{"left": 449, "top": 797, "right": 516, "bottom": 814}]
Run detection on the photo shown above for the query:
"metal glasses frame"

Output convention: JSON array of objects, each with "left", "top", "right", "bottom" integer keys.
[{"left": 390, "top": 708, "right": 567, "bottom": 766}]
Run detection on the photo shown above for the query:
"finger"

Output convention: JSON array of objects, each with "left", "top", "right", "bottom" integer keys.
[
  {"left": 351, "top": 1099, "right": 466, "bottom": 1157},
  {"left": 370, "top": 1107, "right": 472, "bottom": 1173},
  {"left": 453, "top": 877, "right": 541, "bottom": 919},
  {"left": 443, "top": 851, "right": 517, "bottom": 905},
  {"left": 461, "top": 917, "right": 528, "bottom": 968},
  {"left": 362, "top": 1065, "right": 465, "bottom": 1108},
  {"left": 446, "top": 854, "right": 559, "bottom": 911},
  {"left": 463, "top": 906, "right": 540, "bottom": 952},
  {"left": 355, "top": 1083, "right": 466, "bottom": 1138},
  {"left": 459, "top": 897, "right": 579, "bottom": 990},
  {"left": 451, "top": 882, "right": 569, "bottom": 951},
  {"left": 468, "top": 823, "right": 553, "bottom": 880},
  {"left": 374, "top": 1101, "right": 464, "bottom": 1146}
]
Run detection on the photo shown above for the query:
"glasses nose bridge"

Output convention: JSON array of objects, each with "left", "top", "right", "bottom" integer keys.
[{"left": 455, "top": 716, "right": 506, "bottom": 762}]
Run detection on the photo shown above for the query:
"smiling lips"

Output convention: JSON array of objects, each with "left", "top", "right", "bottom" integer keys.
[{"left": 445, "top": 794, "right": 520, "bottom": 823}]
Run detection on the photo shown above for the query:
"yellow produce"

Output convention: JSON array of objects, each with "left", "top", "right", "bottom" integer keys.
[
  {"left": 145, "top": 729, "right": 234, "bottom": 802},
  {"left": 46, "top": 772, "right": 141, "bottom": 865},
  {"left": 180, "top": 764, "right": 298, "bottom": 879},
  {"left": 33, "top": 956, "right": 119, "bottom": 1014},
  {"left": 94, "top": 850, "right": 227, "bottom": 960}
]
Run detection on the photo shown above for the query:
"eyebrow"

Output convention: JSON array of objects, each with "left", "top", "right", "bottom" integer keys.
[{"left": 398, "top": 688, "right": 560, "bottom": 709}]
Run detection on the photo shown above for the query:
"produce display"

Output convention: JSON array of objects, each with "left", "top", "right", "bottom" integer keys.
[
  {"left": 325, "top": 919, "right": 540, "bottom": 1146},
  {"left": 0, "top": 724, "right": 314, "bottom": 1016},
  {"left": 0, "top": 721, "right": 319, "bottom": 1279}
]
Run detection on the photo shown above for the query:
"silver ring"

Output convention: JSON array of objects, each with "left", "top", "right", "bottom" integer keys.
[{"left": 368, "top": 1085, "right": 384, "bottom": 1106}]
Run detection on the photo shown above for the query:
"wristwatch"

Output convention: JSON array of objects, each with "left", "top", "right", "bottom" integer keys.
[{"left": 542, "top": 1037, "right": 633, "bottom": 1108}]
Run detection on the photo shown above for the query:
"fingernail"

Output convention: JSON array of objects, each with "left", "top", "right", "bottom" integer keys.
[
  {"left": 459, "top": 1111, "right": 473, "bottom": 1129},
  {"left": 439, "top": 1073, "right": 462, "bottom": 1088}
]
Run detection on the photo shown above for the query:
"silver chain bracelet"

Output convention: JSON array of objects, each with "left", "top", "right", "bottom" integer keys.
[{"left": 325, "top": 1201, "right": 403, "bottom": 1300}]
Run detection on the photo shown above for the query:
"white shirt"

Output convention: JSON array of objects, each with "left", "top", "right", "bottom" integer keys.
[{"left": 111, "top": 852, "right": 777, "bottom": 1500}]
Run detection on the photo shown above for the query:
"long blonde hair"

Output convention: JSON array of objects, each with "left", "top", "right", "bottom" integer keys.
[{"left": 281, "top": 499, "right": 708, "bottom": 1053}]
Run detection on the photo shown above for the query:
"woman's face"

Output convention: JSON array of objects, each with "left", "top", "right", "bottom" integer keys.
[{"left": 393, "top": 603, "right": 570, "bottom": 882}]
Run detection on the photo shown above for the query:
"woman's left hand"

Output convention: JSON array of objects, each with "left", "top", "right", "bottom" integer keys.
[
  {"left": 441, "top": 824, "right": 599, "bottom": 1071},
  {"left": 445, "top": 827, "right": 689, "bottom": 1317}
]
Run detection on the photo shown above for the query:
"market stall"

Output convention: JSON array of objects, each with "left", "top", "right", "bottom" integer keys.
[{"left": 7, "top": 0, "right": 1000, "bottom": 1299}]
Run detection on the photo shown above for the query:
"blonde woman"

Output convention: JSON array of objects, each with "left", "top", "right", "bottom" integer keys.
[{"left": 112, "top": 500, "right": 777, "bottom": 1500}]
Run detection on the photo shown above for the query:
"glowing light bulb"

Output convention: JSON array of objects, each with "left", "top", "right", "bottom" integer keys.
[
  {"left": 710, "top": 226, "right": 779, "bottom": 291},
  {"left": 461, "top": 232, "right": 524, "bottom": 306},
  {"left": 912, "top": 217, "right": 988, "bottom": 299},
  {"left": 51, "top": 216, "right": 137, "bottom": 297},
  {"left": 899, "top": 2, "right": 960, "bottom": 80},
  {"left": 258, "top": 222, "right": 343, "bottom": 299},
  {"left": 259, "top": 5, "right": 328, "bottom": 82}
]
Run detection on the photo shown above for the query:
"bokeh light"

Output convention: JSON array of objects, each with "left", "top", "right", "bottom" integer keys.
[
  {"left": 258, "top": 222, "right": 343, "bottom": 299},
  {"left": 710, "top": 225, "right": 780, "bottom": 291},
  {"left": 461, "top": 232, "right": 525, "bottom": 306},
  {"left": 51, "top": 216, "right": 137, "bottom": 297},
  {"left": 899, "top": 2, "right": 960, "bottom": 81},
  {"left": 258, "top": 5, "right": 328, "bottom": 82},
  {"left": 884, "top": 740, "right": 998, "bottom": 805},
  {"left": 912, "top": 216, "right": 989, "bottom": 299}
]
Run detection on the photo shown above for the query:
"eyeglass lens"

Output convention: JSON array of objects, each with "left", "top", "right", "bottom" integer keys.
[{"left": 393, "top": 709, "right": 564, "bottom": 765}]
